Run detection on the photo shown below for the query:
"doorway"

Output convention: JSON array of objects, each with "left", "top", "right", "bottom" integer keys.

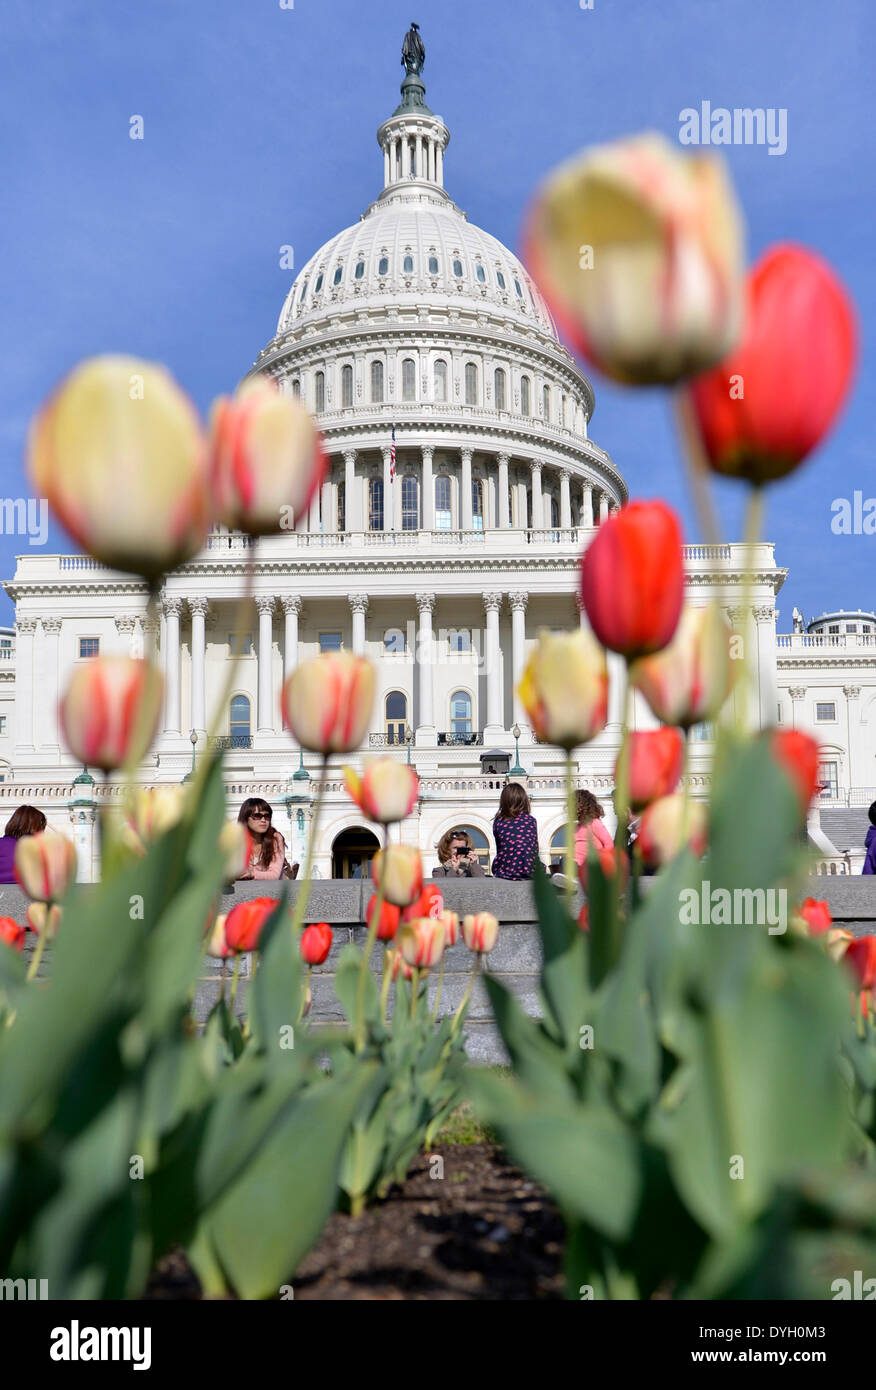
[{"left": 331, "top": 826, "right": 380, "bottom": 879}]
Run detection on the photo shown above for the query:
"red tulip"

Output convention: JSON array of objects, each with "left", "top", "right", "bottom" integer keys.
[
  {"left": 684, "top": 244, "right": 857, "bottom": 484},
  {"left": 300, "top": 922, "right": 332, "bottom": 966},
  {"left": 580, "top": 501, "right": 685, "bottom": 659},
  {"left": 845, "top": 936, "right": 876, "bottom": 992},
  {"left": 366, "top": 895, "right": 401, "bottom": 942},
  {"left": 623, "top": 728, "right": 684, "bottom": 811},
  {"left": 577, "top": 904, "right": 590, "bottom": 933},
  {"left": 400, "top": 881, "right": 443, "bottom": 924},
  {"left": 0, "top": 917, "right": 25, "bottom": 952},
  {"left": 768, "top": 730, "right": 820, "bottom": 817},
  {"left": 224, "top": 896, "right": 278, "bottom": 953},
  {"left": 795, "top": 897, "right": 832, "bottom": 936},
  {"left": 60, "top": 657, "right": 163, "bottom": 772}
]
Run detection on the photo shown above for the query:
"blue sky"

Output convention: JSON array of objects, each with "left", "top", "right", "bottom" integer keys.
[{"left": 2, "top": 0, "right": 873, "bottom": 627}]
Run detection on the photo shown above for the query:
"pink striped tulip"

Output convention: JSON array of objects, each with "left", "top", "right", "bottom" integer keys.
[
  {"left": 208, "top": 377, "right": 327, "bottom": 537},
  {"left": 15, "top": 831, "right": 77, "bottom": 904},
  {"left": 436, "top": 909, "right": 460, "bottom": 948},
  {"left": 343, "top": 758, "right": 419, "bottom": 825},
  {"left": 398, "top": 916, "right": 446, "bottom": 970},
  {"left": 371, "top": 845, "right": 423, "bottom": 908},
  {"left": 60, "top": 657, "right": 163, "bottom": 772},
  {"left": 123, "top": 785, "right": 186, "bottom": 854},
  {"left": 25, "top": 902, "right": 63, "bottom": 939},
  {"left": 282, "top": 652, "right": 375, "bottom": 755},
  {"left": 517, "top": 628, "right": 608, "bottom": 750},
  {"left": 462, "top": 912, "right": 499, "bottom": 955},
  {"left": 631, "top": 603, "right": 735, "bottom": 730},
  {"left": 219, "top": 820, "right": 253, "bottom": 880},
  {"left": 636, "top": 795, "right": 708, "bottom": 868},
  {"left": 28, "top": 355, "right": 209, "bottom": 584}
]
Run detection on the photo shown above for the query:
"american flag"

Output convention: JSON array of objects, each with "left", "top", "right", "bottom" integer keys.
[{"left": 390, "top": 424, "right": 396, "bottom": 483}]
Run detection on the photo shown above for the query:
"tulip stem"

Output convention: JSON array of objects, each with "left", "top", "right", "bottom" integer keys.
[
  {"left": 288, "top": 755, "right": 329, "bottom": 946},
  {"left": 673, "top": 390, "right": 722, "bottom": 547},
  {"left": 679, "top": 727, "right": 693, "bottom": 849},
  {"left": 296, "top": 965, "right": 312, "bottom": 1025},
  {"left": 218, "top": 956, "right": 227, "bottom": 1007},
  {"left": 564, "top": 751, "right": 577, "bottom": 912},
  {"left": 354, "top": 828, "right": 387, "bottom": 1053},
  {"left": 451, "top": 956, "right": 480, "bottom": 1036},
  {"left": 229, "top": 953, "right": 242, "bottom": 1012},
  {"left": 431, "top": 953, "right": 446, "bottom": 1021},
  {"left": 25, "top": 928, "right": 47, "bottom": 983},
  {"left": 612, "top": 675, "right": 634, "bottom": 963},
  {"left": 737, "top": 484, "right": 764, "bottom": 736},
  {"left": 380, "top": 945, "right": 392, "bottom": 1023},
  {"left": 410, "top": 967, "right": 419, "bottom": 1019}
]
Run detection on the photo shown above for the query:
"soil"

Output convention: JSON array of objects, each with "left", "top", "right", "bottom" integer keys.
[{"left": 145, "top": 1142, "right": 566, "bottom": 1300}]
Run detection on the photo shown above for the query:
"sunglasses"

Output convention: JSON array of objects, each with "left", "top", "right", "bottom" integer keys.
[{"left": 248, "top": 812, "right": 271, "bottom": 821}]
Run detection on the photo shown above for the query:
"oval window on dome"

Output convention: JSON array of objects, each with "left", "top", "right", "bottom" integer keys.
[
  {"left": 514, "top": 278, "right": 524, "bottom": 298},
  {"left": 333, "top": 265, "right": 343, "bottom": 285},
  {"left": 496, "top": 271, "right": 506, "bottom": 290},
  {"left": 378, "top": 255, "right": 389, "bottom": 276},
  {"left": 452, "top": 258, "right": 463, "bottom": 278},
  {"left": 476, "top": 264, "right": 486, "bottom": 283},
  {"left": 299, "top": 280, "right": 309, "bottom": 304},
  {"left": 354, "top": 260, "right": 365, "bottom": 280},
  {"left": 428, "top": 255, "right": 439, "bottom": 275},
  {"left": 403, "top": 254, "right": 414, "bottom": 274}
]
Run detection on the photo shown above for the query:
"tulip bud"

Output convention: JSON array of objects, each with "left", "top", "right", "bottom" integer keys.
[
  {"left": 281, "top": 652, "right": 375, "bottom": 755},
  {"left": 343, "top": 758, "right": 419, "bottom": 825},
  {"left": 636, "top": 794, "right": 708, "bottom": 868},
  {"left": 631, "top": 603, "right": 735, "bottom": 731},
  {"left": 60, "top": 657, "right": 163, "bottom": 773},
  {"left": 768, "top": 729, "right": 820, "bottom": 819},
  {"left": 580, "top": 501, "right": 685, "bottom": 660},
  {"left": 123, "top": 784, "right": 186, "bottom": 854},
  {"left": 208, "top": 377, "right": 327, "bottom": 537},
  {"left": 518, "top": 628, "right": 608, "bottom": 749},
  {"left": 371, "top": 845, "right": 423, "bottom": 908},
  {"left": 365, "top": 894, "right": 401, "bottom": 941},
  {"left": 436, "top": 909, "right": 460, "bottom": 948},
  {"left": 462, "top": 912, "right": 499, "bottom": 955},
  {"left": 845, "top": 936, "right": 876, "bottom": 992},
  {"left": 300, "top": 922, "right": 332, "bottom": 966},
  {"left": 398, "top": 917, "right": 446, "bottom": 969},
  {"left": 525, "top": 133, "right": 745, "bottom": 386},
  {"left": 683, "top": 244, "right": 857, "bottom": 485},
  {"left": 205, "top": 914, "right": 231, "bottom": 959},
  {"left": 25, "top": 902, "right": 63, "bottom": 939},
  {"left": 791, "top": 897, "right": 832, "bottom": 936},
  {"left": 400, "top": 881, "right": 443, "bottom": 924},
  {"left": 623, "top": 728, "right": 684, "bottom": 811},
  {"left": 15, "top": 831, "right": 77, "bottom": 904},
  {"left": 224, "top": 896, "right": 279, "bottom": 953},
  {"left": 0, "top": 917, "right": 25, "bottom": 951},
  {"left": 825, "top": 928, "right": 854, "bottom": 963},
  {"left": 385, "top": 947, "right": 413, "bottom": 982},
  {"left": 28, "top": 355, "right": 209, "bottom": 584},
  {"left": 219, "top": 820, "right": 253, "bottom": 881}
]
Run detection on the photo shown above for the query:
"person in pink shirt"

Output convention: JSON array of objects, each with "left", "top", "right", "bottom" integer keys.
[
  {"left": 236, "top": 797, "right": 288, "bottom": 880},
  {"left": 574, "top": 790, "right": 613, "bottom": 867}
]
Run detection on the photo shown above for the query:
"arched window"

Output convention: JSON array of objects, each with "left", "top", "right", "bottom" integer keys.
[
  {"left": 521, "top": 375, "right": 531, "bottom": 416},
  {"left": 378, "top": 255, "right": 389, "bottom": 276},
  {"left": 452, "top": 258, "right": 463, "bottom": 278},
  {"left": 496, "top": 270, "right": 506, "bottom": 290},
  {"left": 354, "top": 260, "right": 365, "bottom": 280},
  {"left": 550, "top": 825, "right": 571, "bottom": 858},
  {"left": 450, "top": 690, "right": 473, "bottom": 741},
  {"left": 369, "top": 477, "right": 384, "bottom": 531},
  {"left": 472, "top": 480, "right": 484, "bottom": 532},
  {"left": 402, "top": 358, "right": 416, "bottom": 402},
  {"left": 428, "top": 255, "right": 439, "bottom": 275},
  {"left": 465, "top": 362, "right": 478, "bottom": 406},
  {"left": 315, "top": 272, "right": 324, "bottom": 293},
  {"left": 402, "top": 475, "right": 419, "bottom": 530},
  {"left": 336, "top": 481, "right": 345, "bottom": 532},
  {"left": 550, "top": 497, "right": 560, "bottom": 531},
  {"left": 494, "top": 368, "right": 507, "bottom": 411},
  {"left": 403, "top": 253, "right": 414, "bottom": 274},
  {"left": 385, "top": 691, "right": 407, "bottom": 745},
  {"left": 291, "top": 379, "right": 301, "bottom": 398},
  {"left": 475, "top": 264, "right": 486, "bottom": 283},
  {"left": 434, "top": 359, "right": 448, "bottom": 402},
  {"left": 341, "top": 364, "right": 353, "bottom": 408},
  {"left": 371, "top": 360, "right": 384, "bottom": 403},
  {"left": 543, "top": 385, "right": 551, "bottom": 420},
  {"left": 514, "top": 277, "right": 524, "bottom": 298},
  {"left": 333, "top": 265, "right": 343, "bottom": 286},
  {"left": 435, "top": 475, "right": 451, "bottom": 530},
  {"left": 229, "top": 695, "right": 251, "bottom": 748},
  {"left": 315, "top": 371, "right": 325, "bottom": 412},
  {"left": 299, "top": 281, "right": 308, "bottom": 305}
]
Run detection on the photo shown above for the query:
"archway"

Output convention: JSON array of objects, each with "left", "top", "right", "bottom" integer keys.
[{"left": 331, "top": 826, "right": 380, "bottom": 880}]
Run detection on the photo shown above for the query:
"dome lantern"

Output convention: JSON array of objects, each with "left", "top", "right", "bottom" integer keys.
[{"left": 377, "top": 23, "right": 449, "bottom": 192}]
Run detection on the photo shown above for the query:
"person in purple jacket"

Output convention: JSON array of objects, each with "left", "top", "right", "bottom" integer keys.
[
  {"left": 0, "top": 805, "right": 47, "bottom": 883},
  {"left": 492, "top": 783, "right": 538, "bottom": 880},
  {"left": 863, "top": 801, "right": 876, "bottom": 875}
]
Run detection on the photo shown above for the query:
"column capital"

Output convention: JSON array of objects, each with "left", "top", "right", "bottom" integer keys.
[
  {"left": 460, "top": 446, "right": 473, "bottom": 465},
  {"left": 162, "top": 596, "right": 184, "bottom": 618},
  {"left": 281, "top": 594, "right": 303, "bottom": 615},
  {"left": 558, "top": 467, "right": 571, "bottom": 482},
  {"left": 752, "top": 604, "right": 776, "bottom": 624},
  {"left": 726, "top": 605, "right": 749, "bottom": 624},
  {"left": 530, "top": 459, "right": 542, "bottom": 475},
  {"left": 343, "top": 448, "right": 357, "bottom": 466},
  {"left": 421, "top": 444, "right": 434, "bottom": 464},
  {"left": 482, "top": 591, "right": 503, "bottom": 613},
  {"left": 415, "top": 592, "right": 436, "bottom": 614},
  {"left": 42, "top": 615, "right": 63, "bottom": 633},
  {"left": 496, "top": 452, "right": 510, "bottom": 467},
  {"left": 349, "top": 593, "right": 370, "bottom": 614},
  {"left": 255, "top": 596, "right": 275, "bottom": 616},
  {"left": 188, "top": 596, "right": 210, "bottom": 617},
  {"left": 508, "top": 591, "right": 529, "bottom": 612},
  {"left": 16, "top": 617, "right": 37, "bottom": 634},
  {"left": 843, "top": 685, "right": 861, "bottom": 700},
  {"left": 114, "top": 615, "right": 136, "bottom": 634},
  {"left": 788, "top": 687, "right": 806, "bottom": 701}
]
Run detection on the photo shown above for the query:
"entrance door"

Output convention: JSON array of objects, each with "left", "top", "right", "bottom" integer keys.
[{"left": 331, "top": 826, "right": 380, "bottom": 879}]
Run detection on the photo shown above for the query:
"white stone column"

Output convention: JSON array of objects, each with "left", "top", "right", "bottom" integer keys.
[
  {"left": 581, "top": 481, "right": 594, "bottom": 528},
  {"left": 483, "top": 591, "right": 503, "bottom": 732},
  {"left": 461, "top": 448, "right": 473, "bottom": 531},
  {"left": 321, "top": 477, "right": 334, "bottom": 533},
  {"left": 256, "top": 597, "right": 275, "bottom": 734},
  {"left": 163, "top": 597, "right": 182, "bottom": 734},
  {"left": 728, "top": 605, "right": 759, "bottom": 728},
  {"left": 189, "top": 597, "right": 208, "bottom": 734},
  {"left": 402, "top": 137, "right": 411, "bottom": 178},
  {"left": 607, "top": 652, "right": 626, "bottom": 730},
  {"left": 416, "top": 593, "right": 436, "bottom": 735},
  {"left": 753, "top": 604, "right": 778, "bottom": 730},
  {"left": 514, "top": 478, "right": 527, "bottom": 530},
  {"left": 421, "top": 445, "right": 434, "bottom": 531},
  {"left": 437, "top": 144, "right": 444, "bottom": 183},
  {"left": 282, "top": 595, "right": 301, "bottom": 689},
  {"left": 381, "top": 447, "right": 394, "bottom": 531},
  {"left": 497, "top": 454, "right": 510, "bottom": 529},
  {"left": 559, "top": 469, "right": 572, "bottom": 530},
  {"left": 509, "top": 592, "right": 528, "bottom": 727},
  {"left": 344, "top": 450, "right": 357, "bottom": 532},
  {"left": 599, "top": 492, "right": 609, "bottom": 524},
  {"left": 350, "top": 594, "right": 368, "bottom": 656},
  {"left": 530, "top": 462, "right": 543, "bottom": 530},
  {"left": 415, "top": 134, "right": 423, "bottom": 178},
  {"left": 309, "top": 488, "right": 321, "bottom": 533},
  {"left": 36, "top": 616, "right": 61, "bottom": 751},
  {"left": 384, "top": 145, "right": 390, "bottom": 186}
]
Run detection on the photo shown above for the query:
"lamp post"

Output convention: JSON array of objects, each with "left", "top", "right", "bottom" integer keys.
[
  {"left": 509, "top": 722, "right": 526, "bottom": 777},
  {"left": 405, "top": 724, "right": 414, "bottom": 766},
  {"left": 182, "top": 729, "right": 197, "bottom": 783}
]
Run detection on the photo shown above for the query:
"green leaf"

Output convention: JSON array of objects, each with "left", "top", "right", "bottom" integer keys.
[
  {"left": 333, "top": 942, "right": 380, "bottom": 1029},
  {"left": 533, "top": 864, "right": 588, "bottom": 1056},
  {"left": 480, "top": 974, "right": 573, "bottom": 1101},
  {"left": 247, "top": 894, "right": 305, "bottom": 1058}
]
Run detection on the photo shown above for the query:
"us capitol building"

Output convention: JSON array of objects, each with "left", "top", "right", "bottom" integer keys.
[{"left": 1, "top": 30, "right": 870, "bottom": 879}]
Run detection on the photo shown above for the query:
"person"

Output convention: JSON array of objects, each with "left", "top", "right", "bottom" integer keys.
[
  {"left": 236, "top": 797, "right": 288, "bottom": 880},
  {"left": 433, "top": 827, "right": 485, "bottom": 877},
  {"left": 492, "top": 784, "right": 538, "bottom": 880},
  {"left": 0, "top": 804, "right": 47, "bottom": 883},
  {"left": 574, "top": 789, "right": 613, "bottom": 867},
  {"left": 863, "top": 801, "right": 876, "bottom": 874}
]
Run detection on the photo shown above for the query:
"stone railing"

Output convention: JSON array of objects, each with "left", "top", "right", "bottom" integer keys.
[{"left": 777, "top": 633, "right": 876, "bottom": 650}]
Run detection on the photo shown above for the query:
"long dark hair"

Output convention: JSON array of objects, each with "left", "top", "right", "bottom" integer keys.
[
  {"left": 237, "top": 797, "right": 278, "bottom": 871},
  {"left": 4, "top": 805, "right": 47, "bottom": 839},
  {"left": 498, "top": 783, "right": 530, "bottom": 820}
]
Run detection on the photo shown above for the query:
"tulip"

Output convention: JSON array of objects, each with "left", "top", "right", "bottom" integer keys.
[
  {"left": 768, "top": 730, "right": 820, "bottom": 818},
  {"left": 398, "top": 917, "right": 446, "bottom": 970},
  {"left": 123, "top": 784, "right": 186, "bottom": 854},
  {"left": 462, "top": 912, "right": 499, "bottom": 955},
  {"left": 825, "top": 929, "right": 854, "bottom": 963},
  {"left": 385, "top": 947, "right": 414, "bottom": 982},
  {"left": 15, "top": 831, "right": 77, "bottom": 903},
  {"left": 205, "top": 914, "right": 232, "bottom": 959},
  {"left": 0, "top": 917, "right": 25, "bottom": 951},
  {"left": 792, "top": 897, "right": 832, "bottom": 936},
  {"left": 400, "top": 881, "right": 443, "bottom": 924},
  {"left": 578, "top": 844, "right": 629, "bottom": 894},
  {"left": 623, "top": 728, "right": 684, "bottom": 811},
  {"left": 28, "top": 355, "right": 209, "bottom": 584},
  {"left": 683, "top": 244, "right": 857, "bottom": 484},
  {"left": 580, "top": 501, "right": 685, "bottom": 660},
  {"left": 219, "top": 820, "right": 253, "bottom": 881},
  {"left": 371, "top": 845, "right": 423, "bottom": 908},
  {"left": 525, "top": 132, "right": 744, "bottom": 386},
  {"left": 25, "top": 902, "right": 63, "bottom": 939},
  {"left": 436, "top": 909, "right": 460, "bottom": 948},
  {"left": 282, "top": 652, "right": 375, "bottom": 756},
  {"left": 365, "top": 895, "right": 400, "bottom": 942},
  {"left": 343, "top": 759, "right": 419, "bottom": 825},
  {"left": 845, "top": 936, "right": 876, "bottom": 992},
  {"left": 517, "top": 628, "right": 607, "bottom": 750},
  {"left": 61, "top": 657, "right": 163, "bottom": 773},
  {"left": 636, "top": 794, "right": 708, "bottom": 867},
  {"left": 577, "top": 904, "right": 590, "bottom": 933},
  {"left": 631, "top": 604, "right": 735, "bottom": 730},
  {"left": 300, "top": 922, "right": 332, "bottom": 966},
  {"left": 224, "top": 896, "right": 279, "bottom": 953},
  {"left": 208, "top": 377, "right": 327, "bottom": 537}
]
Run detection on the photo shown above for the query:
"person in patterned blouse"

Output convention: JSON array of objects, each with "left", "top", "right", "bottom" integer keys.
[{"left": 492, "top": 783, "right": 538, "bottom": 880}]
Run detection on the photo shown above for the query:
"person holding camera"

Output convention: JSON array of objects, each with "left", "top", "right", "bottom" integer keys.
[{"left": 432, "top": 828, "right": 485, "bottom": 877}]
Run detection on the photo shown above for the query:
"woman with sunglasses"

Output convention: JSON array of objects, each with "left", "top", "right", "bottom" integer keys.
[{"left": 236, "top": 797, "right": 288, "bottom": 879}]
